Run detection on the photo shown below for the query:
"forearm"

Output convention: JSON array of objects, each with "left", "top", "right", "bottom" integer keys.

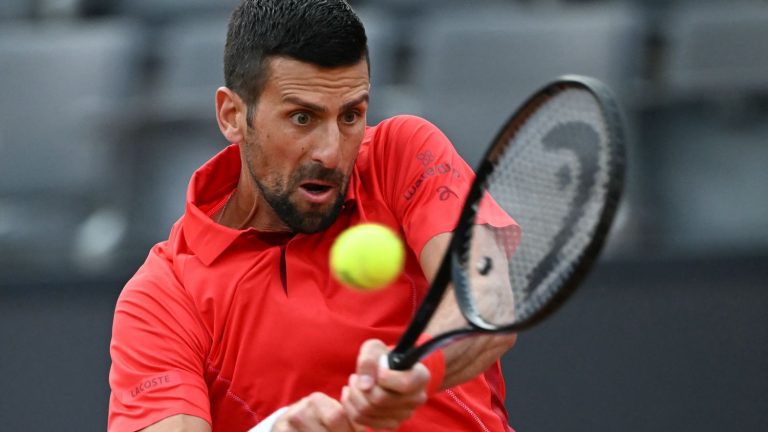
[
  {"left": 439, "top": 333, "right": 517, "bottom": 389},
  {"left": 423, "top": 285, "right": 516, "bottom": 389},
  {"left": 420, "top": 232, "right": 518, "bottom": 390}
]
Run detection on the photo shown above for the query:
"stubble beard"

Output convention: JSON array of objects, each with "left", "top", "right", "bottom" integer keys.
[{"left": 245, "top": 152, "right": 348, "bottom": 234}]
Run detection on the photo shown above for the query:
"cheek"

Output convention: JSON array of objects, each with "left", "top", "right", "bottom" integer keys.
[
  {"left": 247, "top": 130, "right": 304, "bottom": 184},
  {"left": 341, "top": 130, "right": 364, "bottom": 166},
  {"left": 244, "top": 133, "right": 274, "bottom": 179}
]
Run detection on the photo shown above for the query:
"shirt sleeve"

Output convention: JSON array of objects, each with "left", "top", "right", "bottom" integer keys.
[
  {"left": 108, "top": 249, "right": 212, "bottom": 432},
  {"left": 372, "top": 115, "right": 518, "bottom": 257}
]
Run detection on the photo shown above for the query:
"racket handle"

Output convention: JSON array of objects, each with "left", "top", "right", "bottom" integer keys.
[
  {"left": 387, "top": 350, "right": 414, "bottom": 370},
  {"left": 385, "top": 350, "right": 446, "bottom": 394}
]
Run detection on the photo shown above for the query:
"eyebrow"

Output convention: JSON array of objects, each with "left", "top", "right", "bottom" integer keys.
[{"left": 283, "top": 93, "right": 369, "bottom": 113}]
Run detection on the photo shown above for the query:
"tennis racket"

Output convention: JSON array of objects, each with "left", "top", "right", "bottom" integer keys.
[{"left": 388, "top": 75, "right": 626, "bottom": 370}]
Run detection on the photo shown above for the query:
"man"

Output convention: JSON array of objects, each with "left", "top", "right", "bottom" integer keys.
[{"left": 108, "top": 0, "right": 518, "bottom": 430}]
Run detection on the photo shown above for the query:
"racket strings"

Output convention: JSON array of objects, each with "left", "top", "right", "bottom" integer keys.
[{"left": 462, "top": 88, "right": 617, "bottom": 326}]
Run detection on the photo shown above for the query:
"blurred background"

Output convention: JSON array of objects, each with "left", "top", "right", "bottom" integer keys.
[{"left": 1, "top": 0, "right": 766, "bottom": 430}]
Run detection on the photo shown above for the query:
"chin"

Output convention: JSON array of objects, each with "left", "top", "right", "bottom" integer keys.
[
  {"left": 276, "top": 189, "right": 345, "bottom": 234},
  {"left": 293, "top": 206, "right": 340, "bottom": 234}
]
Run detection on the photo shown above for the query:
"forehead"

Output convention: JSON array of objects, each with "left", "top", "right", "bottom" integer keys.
[{"left": 263, "top": 56, "right": 370, "bottom": 99}]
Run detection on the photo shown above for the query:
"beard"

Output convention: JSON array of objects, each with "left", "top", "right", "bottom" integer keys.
[{"left": 250, "top": 161, "right": 349, "bottom": 234}]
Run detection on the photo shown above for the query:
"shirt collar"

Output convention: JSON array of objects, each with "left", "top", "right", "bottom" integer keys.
[{"left": 182, "top": 143, "right": 359, "bottom": 266}]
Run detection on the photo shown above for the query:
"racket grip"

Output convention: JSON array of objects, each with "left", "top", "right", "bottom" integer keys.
[
  {"left": 387, "top": 349, "right": 419, "bottom": 370},
  {"left": 385, "top": 341, "right": 446, "bottom": 394}
]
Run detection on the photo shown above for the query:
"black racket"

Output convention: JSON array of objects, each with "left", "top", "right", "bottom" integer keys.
[{"left": 388, "top": 75, "right": 626, "bottom": 370}]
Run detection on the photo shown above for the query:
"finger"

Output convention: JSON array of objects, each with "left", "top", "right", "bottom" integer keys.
[
  {"left": 340, "top": 387, "right": 367, "bottom": 432},
  {"left": 313, "top": 394, "right": 361, "bottom": 432},
  {"left": 345, "top": 391, "right": 417, "bottom": 425},
  {"left": 344, "top": 400, "right": 402, "bottom": 430},
  {"left": 376, "top": 361, "right": 431, "bottom": 395},
  {"left": 355, "top": 339, "right": 388, "bottom": 391},
  {"left": 277, "top": 398, "right": 321, "bottom": 431},
  {"left": 278, "top": 393, "right": 354, "bottom": 432},
  {"left": 318, "top": 401, "right": 356, "bottom": 432},
  {"left": 344, "top": 377, "right": 423, "bottom": 426},
  {"left": 348, "top": 374, "right": 427, "bottom": 411},
  {"left": 341, "top": 386, "right": 373, "bottom": 430}
]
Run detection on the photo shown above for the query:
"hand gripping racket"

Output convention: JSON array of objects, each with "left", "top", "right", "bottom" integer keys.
[{"left": 387, "top": 75, "right": 626, "bottom": 370}]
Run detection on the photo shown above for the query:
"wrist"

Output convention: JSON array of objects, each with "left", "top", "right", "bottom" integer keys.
[{"left": 416, "top": 333, "right": 446, "bottom": 394}]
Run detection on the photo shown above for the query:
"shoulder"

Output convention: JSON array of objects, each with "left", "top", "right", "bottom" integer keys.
[
  {"left": 112, "top": 240, "right": 212, "bottom": 357},
  {"left": 116, "top": 242, "right": 186, "bottom": 315},
  {"left": 366, "top": 114, "right": 446, "bottom": 145},
  {"left": 361, "top": 115, "right": 454, "bottom": 165},
  {"left": 374, "top": 114, "right": 438, "bottom": 130}
]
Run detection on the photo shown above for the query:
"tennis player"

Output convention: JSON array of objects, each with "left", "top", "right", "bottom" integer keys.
[{"left": 108, "top": 0, "right": 518, "bottom": 430}]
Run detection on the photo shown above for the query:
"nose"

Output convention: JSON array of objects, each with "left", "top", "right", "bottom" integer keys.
[{"left": 309, "top": 122, "right": 343, "bottom": 169}]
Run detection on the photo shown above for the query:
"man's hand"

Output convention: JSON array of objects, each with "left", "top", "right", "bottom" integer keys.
[
  {"left": 341, "top": 339, "right": 430, "bottom": 430},
  {"left": 272, "top": 393, "right": 364, "bottom": 432}
]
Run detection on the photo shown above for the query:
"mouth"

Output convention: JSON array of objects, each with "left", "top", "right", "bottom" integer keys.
[{"left": 298, "top": 181, "right": 336, "bottom": 204}]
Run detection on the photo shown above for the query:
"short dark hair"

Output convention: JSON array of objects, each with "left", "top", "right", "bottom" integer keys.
[{"left": 224, "top": 0, "right": 369, "bottom": 108}]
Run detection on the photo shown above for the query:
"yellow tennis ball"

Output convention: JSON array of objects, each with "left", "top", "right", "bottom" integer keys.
[{"left": 330, "top": 223, "right": 405, "bottom": 291}]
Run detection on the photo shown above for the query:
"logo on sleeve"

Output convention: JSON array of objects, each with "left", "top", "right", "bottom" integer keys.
[
  {"left": 436, "top": 186, "right": 459, "bottom": 201},
  {"left": 124, "top": 372, "right": 180, "bottom": 401},
  {"left": 403, "top": 161, "right": 462, "bottom": 201},
  {"left": 416, "top": 151, "right": 435, "bottom": 166}
]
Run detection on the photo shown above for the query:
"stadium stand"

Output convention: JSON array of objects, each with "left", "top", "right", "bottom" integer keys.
[
  {"left": 403, "top": 2, "right": 645, "bottom": 169},
  {"left": 0, "top": 20, "right": 144, "bottom": 281}
]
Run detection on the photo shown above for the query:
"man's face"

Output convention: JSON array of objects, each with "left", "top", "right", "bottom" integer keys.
[{"left": 243, "top": 57, "right": 370, "bottom": 233}]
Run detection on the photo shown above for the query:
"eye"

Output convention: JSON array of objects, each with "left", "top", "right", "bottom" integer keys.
[
  {"left": 291, "top": 112, "right": 311, "bottom": 126},
  {"left": 341, "top": 111, "right": 360, "bottom": 125}
]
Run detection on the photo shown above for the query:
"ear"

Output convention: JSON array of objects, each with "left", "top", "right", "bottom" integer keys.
[{"left": 215, "top": 87, "right": 247, "bottom": 144}]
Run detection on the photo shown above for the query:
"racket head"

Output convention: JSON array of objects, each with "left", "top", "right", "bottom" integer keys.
[
  {"left": 452, "top": 74, "right": 625, "bottom": 332},
  {"left": 388, "top": 75, "right": 626, "bottom": 370}
]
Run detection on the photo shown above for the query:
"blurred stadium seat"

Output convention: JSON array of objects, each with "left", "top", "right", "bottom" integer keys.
[
  {"left": 634, "top": 1, "right": 768, "bottom": 256},
  {"left": 353, "top": 7, "right": 399, "bottom": 124},
  {"left": 404, "top": 3, "right": 645, "bottom": 169},
  {"left": 114, "top": 0, "right": 239, "bottom": 21},
  {"left": 658, "top": 1, "right": 768, "bottom": 98},
  {"left": 120, "top": 122, "right": 227, "bottom": 253},
  {"left": 0, "top": 20, "right": 143, "bottom": 281},
  {"left": 0, "top": 0, "right": 32, "bottom": 20},
  {"left": 351, "top": 0, "right": 509, "bottom": 14},
  {"left": 36, "top": 0, "right": 82, "bottom": 18},
  {"left": 149, "top": 14, "right": 230, "bottom": 121},
  {"left": 117, "top": 15, "right": 230, "bottom": 251}
]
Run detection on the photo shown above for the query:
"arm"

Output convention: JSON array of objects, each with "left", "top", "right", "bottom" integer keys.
[
  {"left": 141, "top": 400, "right": 361, "bottom": 432},
  {"left": 140, "top": 415, "right": 211, "bottom": 432},
  {"left": 268, "top": 395, "right": 362, "bottom": 432},
  {"left": 419, "top": 232, "right": 518, "bottom": 390},
  {"left": 108, "top": 258, "right": 212, "bottom": 432},
  {"left": 338, "top": 117, "right": 514, "bottom": 426},
  {"left": 256, "top": 340, "right": 426, "bottom": 432},
  {"left": 339, "top": 233, "right": 514, "bottom": 428}
]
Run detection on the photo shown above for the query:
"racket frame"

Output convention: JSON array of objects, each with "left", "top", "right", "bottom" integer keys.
[{"left": 388, "top": 75, "right": 626, "bottom": 370}]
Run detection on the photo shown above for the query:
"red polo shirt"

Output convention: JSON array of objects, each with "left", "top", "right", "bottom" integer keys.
[{"left": 109, "top": 115, "right": 516, "bottom": 431}]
